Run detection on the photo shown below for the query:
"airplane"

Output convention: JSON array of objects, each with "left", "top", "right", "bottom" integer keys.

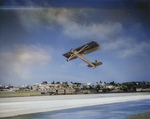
[{"left": 63, "top": 41, "right": 102, "bottom": 68}]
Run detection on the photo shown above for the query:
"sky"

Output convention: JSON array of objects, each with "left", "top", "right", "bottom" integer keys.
[{"left": 0, "top": 0, "right": 150, "bottom": 86}]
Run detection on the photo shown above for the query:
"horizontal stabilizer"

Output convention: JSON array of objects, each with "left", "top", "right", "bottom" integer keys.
[{"left": 87, "top": 61, "right": 102, "bottom": 68}]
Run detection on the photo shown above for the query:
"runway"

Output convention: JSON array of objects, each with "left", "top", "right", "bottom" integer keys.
[{"left": 0, "top": 92, "right": 150, "bottom": 118}]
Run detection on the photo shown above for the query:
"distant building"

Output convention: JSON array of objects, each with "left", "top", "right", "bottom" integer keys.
[
  {"left": 136, "top": 88, "right": 142, "bottom": 92},
  {"left": 65, "top": 88, "right": 75, "bottom": 94},
  {"left": 9, "top": 87, "right": 19, "bottom": 92},
  {"left": 105, "top": 85, "right": 114, "bottom": 89},
  {"left": 137, "top": 88, "right": 150, "bottom": 92},
  {"left": 79, "top": 90, "right": 91, "bottom": 94},
  {"left": 56, "top": 88, "right": 64, "bottom": 95},
  {"left": 98, "top": 90, "right": 103, "bottom": 93},
  {"left": 141, "top": 88, "right": 150, "bottom": 92},
  {"left": 32, "top": 84, "right": 39, "bottom": 91}
]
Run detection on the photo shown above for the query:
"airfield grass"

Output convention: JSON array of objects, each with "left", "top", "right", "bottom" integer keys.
[
  {"left": 127, "top": 112, "right": 150, "bottom": 119},
  {"left": 0, "top": 91, "right": 41, "bottom": 98}
]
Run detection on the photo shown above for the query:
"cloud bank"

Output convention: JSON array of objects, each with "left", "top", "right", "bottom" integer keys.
[
  {"left": 16, "top": 7, "right": 150, "bottom": 59},
  {"left": 17, "top": 8, "right": 123, "bottom": 40},
  {"left": 0, "top": 44, "right": 52, "bottom": 85}
]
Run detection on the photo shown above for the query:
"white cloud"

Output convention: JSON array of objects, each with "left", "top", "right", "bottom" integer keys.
[
  {"left": 17, "top": 8, "right": 123, "bottom": 40},
  {"left": 102, "top": 36, "right": 150, "bottom": 58},
  {"left": 117, "top": 41, "right": 150, "bottom": 58},
  {"left": 0, "top": 44, "right": 52, "bottom": 85},
  {"left": 47, "top": 8, "right": 123, "bottom": 40},
  {"left": 102, "top": 37, "right": 130, "bottom": 51},
  {"left": 13, "top": 44, "right": 52, "bottom": 65},
  {"left": 17, "top": 7, "right": 75, "bottom": 31},
  {"left": 63, "top": 22, "right": 123, "bottom": 40},
  {"left": 16, "top": 7, "right": 150, "bottom": 59}
]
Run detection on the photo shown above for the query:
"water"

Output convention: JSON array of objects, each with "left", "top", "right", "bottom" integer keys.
[{"left": 3, "top": 99, "right": 150, "bottom": 119}]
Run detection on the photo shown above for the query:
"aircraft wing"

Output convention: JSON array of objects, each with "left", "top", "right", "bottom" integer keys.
[
  {"left": 63, "top": 52, "right": 77, "bottom": 60},
  {"left": 75, "top": 41, "right": 100, "bottom": 55},
  {"left": 63, "top": 41, "right": 100, "bottom": 61}
]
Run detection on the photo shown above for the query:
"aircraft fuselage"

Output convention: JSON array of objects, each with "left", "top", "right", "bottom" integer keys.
[{"left": 70, "top": 49, "right": 96, "bottom": 68}]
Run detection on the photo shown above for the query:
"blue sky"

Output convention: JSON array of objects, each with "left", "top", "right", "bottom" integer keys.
[{"left": 0, "top": 0, "right": 150, "bottom": 86}]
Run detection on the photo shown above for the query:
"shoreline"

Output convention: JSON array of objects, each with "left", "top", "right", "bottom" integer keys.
[{"left": 0, "top": 92, "right": 150, "bottom": 118}]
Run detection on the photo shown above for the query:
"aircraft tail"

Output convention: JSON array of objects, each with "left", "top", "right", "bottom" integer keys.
[{"left": 87, "top": 61, "right": 102, "bottom": 68}]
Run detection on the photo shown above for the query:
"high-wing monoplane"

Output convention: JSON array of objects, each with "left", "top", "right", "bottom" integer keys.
[{"left": 63, "top": 41, "right": 102, "bottom": 68}]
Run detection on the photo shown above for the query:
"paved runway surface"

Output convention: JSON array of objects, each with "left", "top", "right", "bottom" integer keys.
[{"left": 0, "top": 93, "right": 150, "bottom": 118}]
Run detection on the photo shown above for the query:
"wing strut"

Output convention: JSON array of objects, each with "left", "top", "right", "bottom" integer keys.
[
  {"left": 68, "top": 45, "right": 89, "bottom": 62},
  {"left": 67, "top": 54, "right": 74, "bottom": 62},
  {"left": 77, "top": 45, "right": 89, "bottom": 53}
]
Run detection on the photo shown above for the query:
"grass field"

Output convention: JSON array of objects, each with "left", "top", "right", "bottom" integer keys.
[
  {"left": 0, "top": 91, "right": 41, "bottom": 98},
  {"left": 127, "top": 112, "right": 150, "bottom": 119}
]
